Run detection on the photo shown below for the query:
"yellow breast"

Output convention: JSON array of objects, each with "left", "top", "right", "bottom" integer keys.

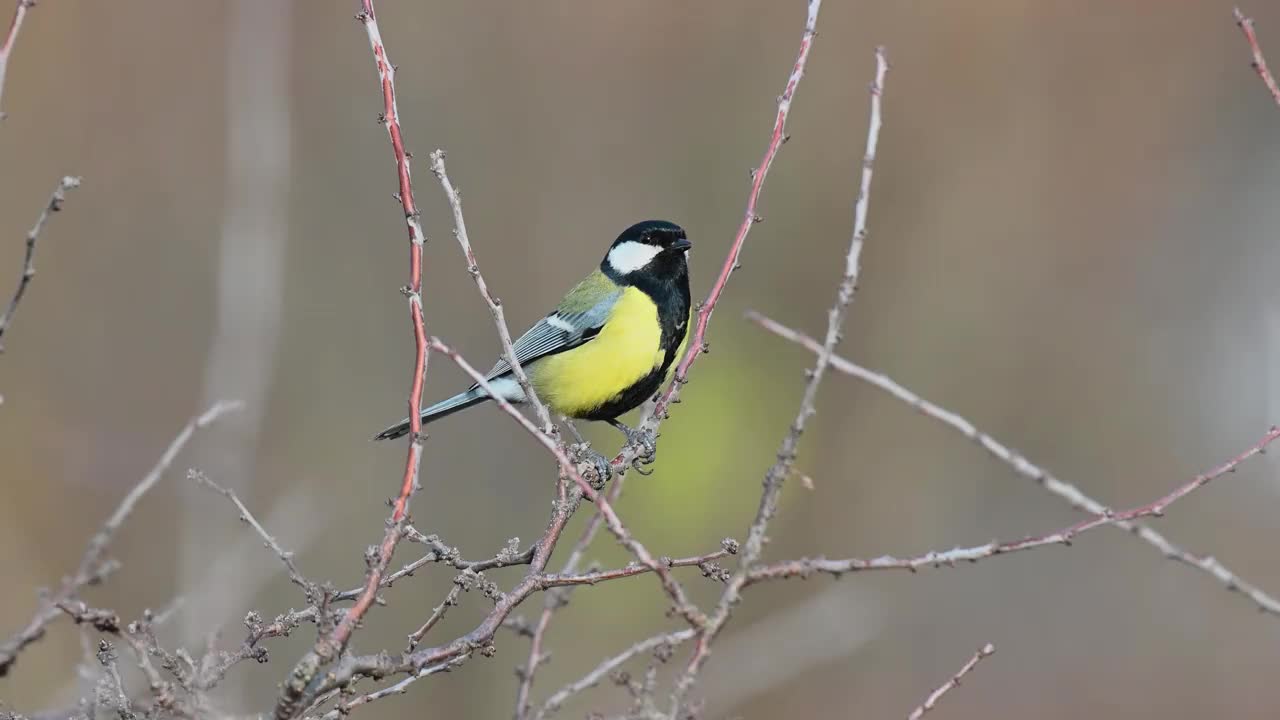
[{"left": 531, "top": 287, "right": 665, "bottom": 417}]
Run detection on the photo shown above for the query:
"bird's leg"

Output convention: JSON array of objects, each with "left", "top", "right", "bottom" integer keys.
[
  {"left": 562, "top": 417, "right": 589, "bottom": 445},
  {"left": 562, "top": 416, "right": 611, "bottom": 490},
  {"left": 607, "top": 419, "right": 658, "bottom": 475}
]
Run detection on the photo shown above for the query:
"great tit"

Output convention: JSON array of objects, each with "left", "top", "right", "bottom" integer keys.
[{"left": 374, "top": 220, "right": 692, "bottom": 450}]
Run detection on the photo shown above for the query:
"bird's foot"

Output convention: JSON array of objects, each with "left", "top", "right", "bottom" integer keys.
[
  {"left": 569, "top": 442, "right": 612, "bottom": 492},
  {"left": 611, "top": 421, "right": 658, "bottom": 476}
]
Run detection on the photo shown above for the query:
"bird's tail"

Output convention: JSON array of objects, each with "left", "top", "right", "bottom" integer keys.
[{"left": 372, "top": 387, "right": 490, "bottom": 441}]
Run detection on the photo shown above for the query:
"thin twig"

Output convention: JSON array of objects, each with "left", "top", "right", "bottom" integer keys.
[
  {"left": 332, "top": 529, "right": 535, "bottom": 602},
  {"left": 0, "top": 401, "right": 240, "bottom": 677},
  {"left": 187, "top": 469, "right": 315, "bottom": 595},
  {"left": 405, "top": 573, "right": 467, "bottom": 650},
  {"left": 534, "top": 630, "right": 697, "bottom": 720},
  {"left": 54, "top": 600, "right": 120, "bottom": 635},
  {"left": 428, "top": 149, "right": 555, "bottom": 433},
  {"left": 274, "top": 4, "right": 429, "bottom": 716},
  {"left": 670, "top": 44, "right": 887, "bottom": 715},
  {"left": 747, "top": 312, "right": 1280, "bottom": 616},
  {"left": 312, "top": 654, "right": 471, "bottom": 720},
  {"left": 0, "top": 176, "right": 81, "bottom": 352},
  {"left": 0, "top": 0, "right": 35, "bottom": 120},
  {"left": 905, "top": 643, "right": 994, "bottom": 720},
  {"left": 604, "top": 0, "right": 826, "bottom": 474},
  {"left": 541, "top": 547, "right": 736, "bottom": 588},
  {"left": 1234, "top": 8, "right": 1280, "bottom": 107}
]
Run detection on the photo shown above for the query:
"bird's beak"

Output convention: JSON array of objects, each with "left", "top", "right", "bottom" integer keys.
[{"left": 671, "top": 237, "right": 692, "bottom": 252}]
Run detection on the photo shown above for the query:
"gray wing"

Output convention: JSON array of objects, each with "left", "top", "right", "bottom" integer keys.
[{"left": 479, "top": 290, "right": 621, "bottom": 382}]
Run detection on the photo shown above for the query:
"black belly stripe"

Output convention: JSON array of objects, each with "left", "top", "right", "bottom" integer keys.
[{"left": 579, "top": 258, "right": 691, "bottom": 421}]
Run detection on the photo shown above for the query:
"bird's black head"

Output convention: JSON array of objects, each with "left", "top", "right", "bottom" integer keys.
[{"left": 601, "top": 220, "right": 692, "bottom": 284}]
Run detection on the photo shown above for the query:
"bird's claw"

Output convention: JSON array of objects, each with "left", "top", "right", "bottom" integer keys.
[
  {"left": 625, "top": 427, "right": 658, "bottom": 476},
  {"left": 570, "top": 442, "right": 612, "bottom": 491}
]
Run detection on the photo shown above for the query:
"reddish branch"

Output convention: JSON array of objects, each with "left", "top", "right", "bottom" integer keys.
[
  {"left": 0, "top": 401, "right": 239, "bottom": 677},
  {"left": 905, "top": 643, "right": 995, "bottom": 720},
  {"left": 273, "top": 3, "right": 428, "bottom": 717},
  {"left": 0, "top": 0, "right": 34, "bottom": 120},
  {"left": 748, "top": 311, "right": 1280, "bottom": 616},
  {"left": 1234, "top": 8, "right": 1280, "bottom": 107},
  {"left": 670, "top": 42, "right": 886, "bottom": 715},
  {"left": 604, "top": 0, "right": 826, "bottom": 473},
  {"left": 0, "top": 176, "right": 81, "bottom": 352}
]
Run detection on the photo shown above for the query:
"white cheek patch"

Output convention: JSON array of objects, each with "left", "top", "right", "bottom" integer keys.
[{"left": 607, "top": 241, "right": 662, "bottom": 274}]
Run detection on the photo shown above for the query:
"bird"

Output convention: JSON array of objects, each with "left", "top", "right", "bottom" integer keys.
[{"left": 374, "top": 219, "right": 692, "bottom": 468}]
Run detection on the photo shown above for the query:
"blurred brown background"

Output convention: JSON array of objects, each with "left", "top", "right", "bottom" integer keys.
[{"left": 3, "top": 1, "right": 1280, "bottom": 717}]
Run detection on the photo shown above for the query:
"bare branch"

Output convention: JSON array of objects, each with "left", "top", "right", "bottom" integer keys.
[
  {"left": 332, "top": 528, "right": 535, "bottom": 602},
  {"left": 905, "top": 643, "right": 994, "bottom": 720},
  {"left": 428, "top": 149, "right": 555, "bottom": 433},
  {"left": 0, "top": 401, "right": 240, "bottom": 677},
  {"left": 1234, "top": 8, "right": 1280, "bottom": 107},
  {"left": 749, "top": 425, "right": 1280, "bottom": 581},
  {"left": 54, "top": 600, "right": 121, "bottom": 635},
  {"left": 514, "top": 475, "right": 631, "bottom": 720},
  {"left": 604, "top": 0, "right": 827, "bottom": 474},
  {"left": 542, "top": 544, "right": 736, "bottom": 589},
  {"left": 187, "top": 469, "right": 315, "bottom": 596},
  {"left": 0, "top": 0, "right": 35, "bottom": 120},
  {"left": 670, "top": 43, "right": 887, "bottom": 714},
  {"left": 274, "top": 2, "right": 430, "bottom": 715},
  {"left": 747, "top": 312, "right": 1280, "bottom": 616},
  {"left": 311, "top": 654, "right": 471, "bottom": 720},
  {"left": 535, "top": 630, "right": 696, "bottom": 720},
  {"left": 0, "top": 176, "right": 81, "bottom": 353}
]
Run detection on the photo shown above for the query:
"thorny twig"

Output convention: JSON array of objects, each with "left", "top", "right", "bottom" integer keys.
[
  {"left": 747, "top": 311, "right": 1280, "bottom": 616},
  {"left": 274, "top": 2, "right": 430, "bottom": 716},
  {"left": 670, "top": 43, "right": 888, "bottom": 715},
  {"left": 0, "top": 176, "right": 81, "bottom": 353},
  {"left": 1234, "top": 8, "right": 1280, "bottom": 107},
  {"left": 905, "top": 643, "right": 995, "bottom": 720},
  {"left": 0, "top": 401, "right": 240, "bottom": 677}
]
